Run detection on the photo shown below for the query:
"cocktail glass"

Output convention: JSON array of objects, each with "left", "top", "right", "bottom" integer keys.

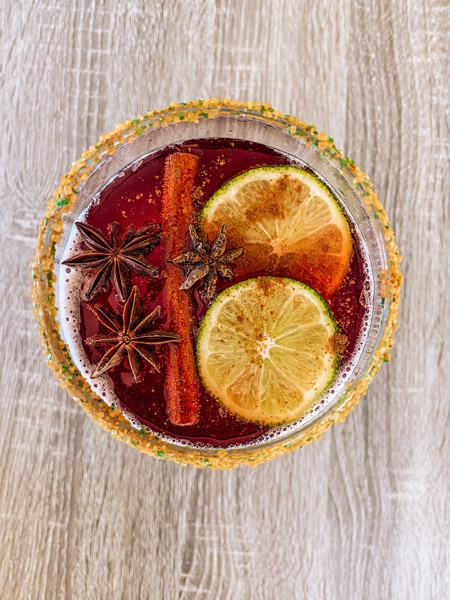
[{"left": 31, "top": 100, "right": 402, "bottom": 469}]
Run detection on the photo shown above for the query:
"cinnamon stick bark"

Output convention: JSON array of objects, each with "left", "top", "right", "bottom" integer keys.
[{"left": 162, "top": 153, "right": 200, "bottom": 425}]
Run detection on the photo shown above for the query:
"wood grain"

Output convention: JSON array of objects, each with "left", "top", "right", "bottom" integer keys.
[{"left": 1, "top": 0, "right": 449, "bottom": 598}]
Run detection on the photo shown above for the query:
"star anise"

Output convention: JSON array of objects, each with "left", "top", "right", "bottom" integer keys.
[
  {"left": 86, "top": 286, "right": 182, "bottom": 382},
  {"left": 170, "top": 224, "right": 243, "bottom": 301},
  {"left": 62, "top": 221, "right": 161, "bottom": 301}
]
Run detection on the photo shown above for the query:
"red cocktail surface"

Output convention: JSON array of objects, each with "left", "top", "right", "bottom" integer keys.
[{"left": 63, "top": 139, "right": 368, "bottom": 447}]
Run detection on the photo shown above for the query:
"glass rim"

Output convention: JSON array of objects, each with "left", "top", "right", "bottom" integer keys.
[{"left": 31, "top": 99, "right": 402, "bottom": 469}]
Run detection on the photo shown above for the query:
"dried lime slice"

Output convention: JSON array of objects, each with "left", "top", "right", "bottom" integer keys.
[
  {"left": 200, "top": 166, "right": 352, "bottom": 297},
  {"left": 196, "top": 277, "right": 339, "bottom": 426}
]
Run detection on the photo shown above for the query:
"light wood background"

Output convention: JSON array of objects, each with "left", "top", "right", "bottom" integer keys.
[{"left": 1, "top": 1, "right": 449, "bottom": 598}]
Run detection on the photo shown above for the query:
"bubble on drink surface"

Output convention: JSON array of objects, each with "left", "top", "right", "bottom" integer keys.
[{"left": 132, "top": 159, "right": 143, "bottom": 172}]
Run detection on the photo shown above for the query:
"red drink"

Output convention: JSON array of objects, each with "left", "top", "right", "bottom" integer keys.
[{"left": 60, "top": 138, "right": 370, "bottom": 448}]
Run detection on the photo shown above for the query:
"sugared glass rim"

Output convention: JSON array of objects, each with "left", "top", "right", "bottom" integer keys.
[{"left": 31, "top": 99, "right": 402, "bottom": 469}]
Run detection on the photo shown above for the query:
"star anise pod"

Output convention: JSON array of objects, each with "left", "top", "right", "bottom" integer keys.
[
  {"left": 62, "top": 221, "right": 161, "bottom": 301},
  {"left": 86, "top": 286, "right": 182, "bottom": 382},
  {"left": 170, "top": 224, "right": 243, "bottom": 301}
]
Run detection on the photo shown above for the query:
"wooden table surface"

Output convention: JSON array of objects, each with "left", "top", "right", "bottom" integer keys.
[{"left": 1, "top": 1, "right": 449, "bottom": 598}]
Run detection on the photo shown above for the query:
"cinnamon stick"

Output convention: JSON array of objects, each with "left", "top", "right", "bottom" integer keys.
[{"left": 162, "top": 153, "right": 200, "bottom": 425}]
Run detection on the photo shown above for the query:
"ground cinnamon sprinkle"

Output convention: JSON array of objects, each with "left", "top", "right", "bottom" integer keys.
[
  {"left": 329, "top": 332, "right": 349, "bottom": 355},
  {"left": 243, "top": 178, "right": 287, "bottom": 223},
  {"left": 256, "top": 276, "right": 277, "bottom": 296}
]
